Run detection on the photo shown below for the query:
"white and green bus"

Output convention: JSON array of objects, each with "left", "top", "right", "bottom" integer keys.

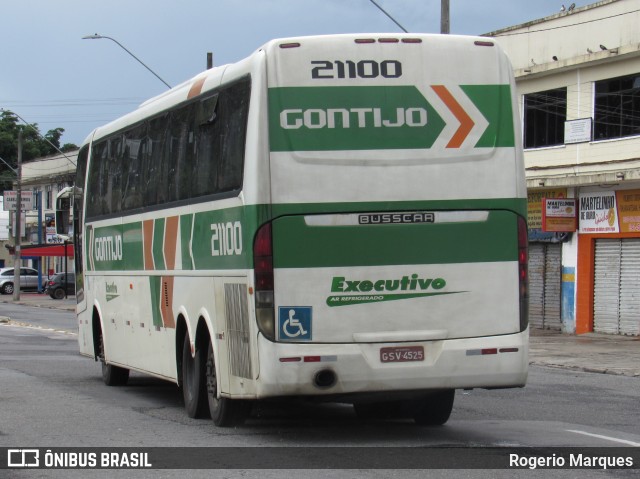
[{"left": 62, "top": 34, "right": 528, "bottom": 427}]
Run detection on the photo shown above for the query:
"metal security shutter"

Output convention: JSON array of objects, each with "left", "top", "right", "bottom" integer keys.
[
  {"left": 528, "top": 243, "right": 562, "bottom": 330},
  {"left": 595, "top": 239, "right": 640, "bottom": 336},
  {"left": 619, "top": 240, "right": 640, "bottom": 335},
  {"left": 528, "top": 244, "right": 545, "bottom": 329},
  {"left": 593, "top": 239, "right": 621, "bottom": 334}
]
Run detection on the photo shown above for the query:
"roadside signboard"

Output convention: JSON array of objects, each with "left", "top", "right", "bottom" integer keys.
[
  {"left": 542, "top": 198, "right": 577, "bottom": 232},
  {"left": 3, "top": 191, "right": 34, "bottom": 211}
]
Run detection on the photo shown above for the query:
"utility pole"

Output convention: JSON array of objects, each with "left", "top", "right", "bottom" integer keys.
[
  {"left": 441, "top": 0, "right": 450, "bottom": 34},
  {"left": 13, "top": 130, "right": 22, "bottom": 301}
]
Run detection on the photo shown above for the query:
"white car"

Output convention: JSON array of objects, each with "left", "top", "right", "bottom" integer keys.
[{"left": 0, "top": 267, "right": 41, "bottom": 295}]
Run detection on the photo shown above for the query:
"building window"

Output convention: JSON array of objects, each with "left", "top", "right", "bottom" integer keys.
[
  {"left": 594, "top": 73, "right": 640, "bottom": 140},
  {"left": 45, "top": 185, "right": 52, "bottom": 210},
  {"left": 524, "top": 88, "right": 567, "bottom": 149}
]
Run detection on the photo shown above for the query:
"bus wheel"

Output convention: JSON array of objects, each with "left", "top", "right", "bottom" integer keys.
[
  {"left": 181, "top": 334, "right": 209, "bottom": 418},
  {"left": 411, "top": 390, "right": 455, "bottom": 426},
  {"left": 205, "top": 341, "right": 251, "bottom": 427},
  {"left": 99, "top": 329, "right": 129, "bottom": 386}
]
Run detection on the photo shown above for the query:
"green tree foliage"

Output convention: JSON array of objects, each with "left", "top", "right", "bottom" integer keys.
[{"left": 0, "top": 110, "right": 78, "bottom": 192}]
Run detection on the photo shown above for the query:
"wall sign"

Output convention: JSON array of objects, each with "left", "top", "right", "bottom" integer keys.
[
  {"left": 564, "top": 118, "right": 592, "bottom": 144},
  {"left": 542, "top": 198, "right": 577, "bottom": 232},
  {"left": 578, "top": 191, "right": 618, "bottom": 233}
]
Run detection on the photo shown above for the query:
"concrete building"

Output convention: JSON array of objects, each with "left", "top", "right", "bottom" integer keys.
[
  {"left": 489, "top": 0, "right": 640, "bottom": 335},
  {"left": 7, "top": 150, "right": 77, "bottom": 278}
]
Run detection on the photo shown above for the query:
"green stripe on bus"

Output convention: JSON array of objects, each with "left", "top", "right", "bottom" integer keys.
[
  {"left": 268, "top": 86, "right": 445, "bottom": 152},
  {"left": 153, "top": 218, "right": 166, "bottom": 270},
  {"left": 461, "top": 85, "right": 515, "bottom": 148},
  {"left": 272, "top": 210, "right": 519, "bottom": 269},
  {"left": 149, "top": 276, "right": 162, "bottom": 328},
  {"left": 268, "top": 85, "right": 515, "bottom": 152},
  {"left": 123, "top": 222, "right": 144, "bottom": 270},
  {"left": 85, "top": 199, "right": 525, "bottom": 271},
  {"left": 180, "top": 214, "right": 194, "bottom": 270}
]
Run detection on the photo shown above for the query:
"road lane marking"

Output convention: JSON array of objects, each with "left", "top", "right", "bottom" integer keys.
[{"left": 566, "top": 429, "right": 640, "bottom": 447}]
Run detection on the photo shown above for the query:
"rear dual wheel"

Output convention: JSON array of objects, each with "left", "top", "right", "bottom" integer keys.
[{"left": 181, "top": 334, "right": 251, "bottom": 426}]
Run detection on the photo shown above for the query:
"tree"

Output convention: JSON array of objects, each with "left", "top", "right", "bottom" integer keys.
[{"left": 0, "top": 110, "right": 78, "bottom": 192}]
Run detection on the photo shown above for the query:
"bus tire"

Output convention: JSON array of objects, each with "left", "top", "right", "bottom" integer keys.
[
  {"left": 181, "top": 334, "right": 209, "bottom": 418},
  {"left": 205, "top": 341, "right": 251, "bottom": 427},
  {"left": 411, "top": 390, "right": 455, "bottom": 426},
  {"left": 99, "top": 329, "right": 129, "bottom": 386}
]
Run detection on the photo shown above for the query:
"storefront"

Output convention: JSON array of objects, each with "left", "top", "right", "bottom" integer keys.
[
  {"left": 576, "top": 189, "right": 640, "bottom": 336},
  {"left": 527, "top": 189, "right": 569, "bottom": 331}
]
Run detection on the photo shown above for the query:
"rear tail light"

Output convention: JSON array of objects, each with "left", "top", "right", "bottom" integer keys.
[
  {"left": 254, "top": 222, "right": 275, "bottom": 341},
  {"left": 518, "top": 216, "right": 529, "bottom": 332}
]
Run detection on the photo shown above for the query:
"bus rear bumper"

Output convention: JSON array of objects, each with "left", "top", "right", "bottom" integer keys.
[{"left": 253, "top": 329, "right": 529, "bottom": 399}]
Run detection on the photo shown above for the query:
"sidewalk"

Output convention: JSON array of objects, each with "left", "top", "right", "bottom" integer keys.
[
  {"left": 0, "top": 292, "right": 76, "bottom": 311},
  {"left": 529, "top": 328, "right": 639, "bottom": 378},
  {"left": 1, "top": 293, "right": 638, "bottom": 378}
]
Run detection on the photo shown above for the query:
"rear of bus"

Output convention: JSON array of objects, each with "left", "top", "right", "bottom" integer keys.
[{"left": 254, "top": 34, "right": 528, "bottom": 414}]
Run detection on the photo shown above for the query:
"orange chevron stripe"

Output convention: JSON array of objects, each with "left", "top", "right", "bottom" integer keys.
[
  {"left": 187, "top": 77, "right": 206, "bottom": 100},
  {"left": 163, "top": 216, "right": 179, "bottom": 270},
  {"left": 143, "top": 220, "right": 154, "bottom": 270},
  {"left": 431, "top": 85, "right": 475, "bottom": 148}
]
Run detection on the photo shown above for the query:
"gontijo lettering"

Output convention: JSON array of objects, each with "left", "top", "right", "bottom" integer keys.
[
  {"left": 94, "top": 235, "right": 123, "bottom": 262},
  {"left": 280, "top": 107, "right": 428, "bottom": 130}
]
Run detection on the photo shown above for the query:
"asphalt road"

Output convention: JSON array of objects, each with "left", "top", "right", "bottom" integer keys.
[
  {"left": 0, "top": 301, "right": 75, "bottom": 331},
  {"left": 0, "top": 312, "right": 638, "bottom": 478}
]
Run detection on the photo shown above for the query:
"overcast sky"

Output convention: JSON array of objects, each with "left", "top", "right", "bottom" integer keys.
[{"left": 0, "top": 0, "right": 582, "bottom": 147}]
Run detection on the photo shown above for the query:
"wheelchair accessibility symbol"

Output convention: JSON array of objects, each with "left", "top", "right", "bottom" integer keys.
[{"left": 278, "top": 306, "right": 312, "bottom": 341}]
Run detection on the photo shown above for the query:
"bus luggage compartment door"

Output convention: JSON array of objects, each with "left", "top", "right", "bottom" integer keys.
[{"left": 270, "top": 210, "right": 522, "bottom": 344}]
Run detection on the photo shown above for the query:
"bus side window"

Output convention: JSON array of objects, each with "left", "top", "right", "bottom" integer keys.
[
  {"left": 121, "top": 124, "right": 146, "bottom": 211},
  {"left": 108, "top": 136, "right": 124, "bottom": 213},
  {"left": 147, "top": 115, "right": 168, "bottom": 206},
  {"left": 87, "top": 141, "right": 108, "bottom": 217},
  {"left": 193, "top": 94, "right": 219, "bottom": 198},
  {"left": 217, "top": 77, "right": 250, "bottom": 193}
]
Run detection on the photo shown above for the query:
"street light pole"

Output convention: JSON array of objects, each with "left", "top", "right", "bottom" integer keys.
[
  {"left": 82, "top": 34, "right": 171, "bottom": 89},
  {"left": 441, "top": 0, "right": 450, "bottom": 34}
]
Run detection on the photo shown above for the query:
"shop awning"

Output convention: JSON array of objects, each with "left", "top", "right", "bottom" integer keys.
[{"left": 22, "top": 244, "right": 74, "bottom": 258}]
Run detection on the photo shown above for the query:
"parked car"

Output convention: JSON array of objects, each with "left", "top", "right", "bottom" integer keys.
[
  {"left": 45, "top": 272, "right": 75, "bottom": 299},
  {"left": 0, "top": 267, "right": 40, "bottom": 295}
]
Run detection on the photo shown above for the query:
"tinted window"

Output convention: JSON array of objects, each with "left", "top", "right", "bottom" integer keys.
[{"left": 85, "top": 76, "right": 251, "bottom": 219}]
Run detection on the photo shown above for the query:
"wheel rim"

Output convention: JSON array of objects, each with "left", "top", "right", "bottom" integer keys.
[{"left": 5, "top": 284, "right": 13, "bottom": 294}]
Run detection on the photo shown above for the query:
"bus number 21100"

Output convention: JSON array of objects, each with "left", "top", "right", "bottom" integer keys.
[{"left": 311, "top": 60, "right": 402, "bottom": 79}]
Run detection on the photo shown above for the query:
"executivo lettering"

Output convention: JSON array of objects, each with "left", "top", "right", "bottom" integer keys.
[{"left": 327, "top": 274, "right": 463, "bottom": 307}]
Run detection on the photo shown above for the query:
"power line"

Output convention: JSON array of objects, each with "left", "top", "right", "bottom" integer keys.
[{"left": 367, "top": 0, "right": 409, "bottom": 33}]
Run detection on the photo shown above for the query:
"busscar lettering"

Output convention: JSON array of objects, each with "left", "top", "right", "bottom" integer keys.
[{"left": 359, "top": 212, "right": 435, "bottom": 225}]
